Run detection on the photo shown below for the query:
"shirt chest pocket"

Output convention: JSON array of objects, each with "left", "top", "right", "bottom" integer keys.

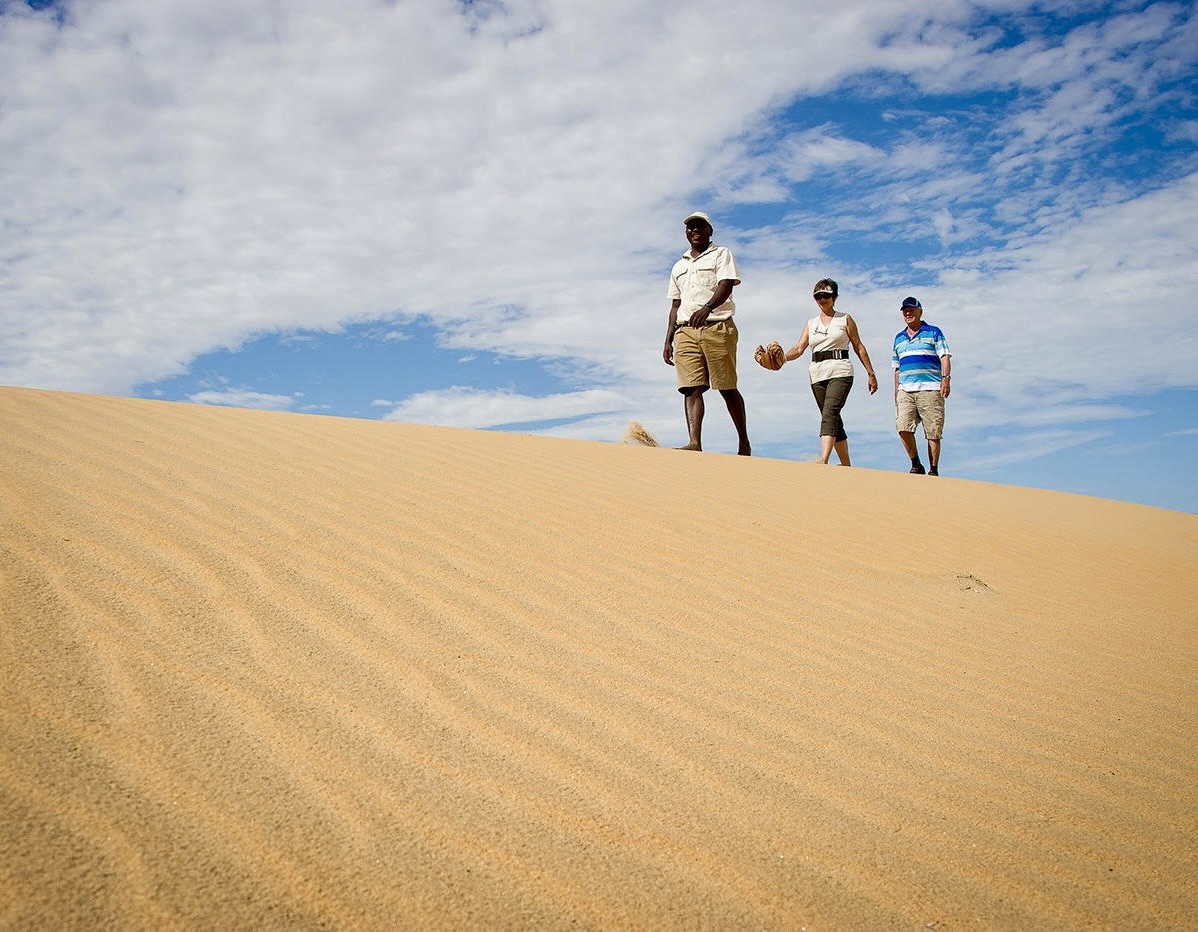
[{"left": 688, "top": 261, "right": 718, "bottom": 291}]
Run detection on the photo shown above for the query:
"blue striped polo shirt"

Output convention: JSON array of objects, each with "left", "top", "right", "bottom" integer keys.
[{"left": 892, "top": 322, "right": 950, "bottom": 391}]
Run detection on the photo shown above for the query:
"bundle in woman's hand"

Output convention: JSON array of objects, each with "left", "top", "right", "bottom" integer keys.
[{"left": 754, "top": 341, "right": 786, "bottom": 370}]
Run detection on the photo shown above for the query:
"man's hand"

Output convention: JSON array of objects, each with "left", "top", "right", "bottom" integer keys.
[
  {"left": 663, "top": 339, "right": 674, "bottom": 366},
  {"left": 687, "top": 306, "right": 712, "bottom": 328}
]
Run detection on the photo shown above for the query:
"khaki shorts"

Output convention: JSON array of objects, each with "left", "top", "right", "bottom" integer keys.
[
  {"left": 674, "top": 320, "right": 739, "bottom": 392},
  {"left": 896, "top": 390, "right": 945, "bottom": 440}
]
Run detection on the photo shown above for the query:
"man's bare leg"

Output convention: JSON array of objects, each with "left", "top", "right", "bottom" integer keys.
[
  {"left": 677, "top": 389, "right": 704, "bottom": 451},
  {"left": 719, "top": 388, "right": 751, "bottom": 456}
]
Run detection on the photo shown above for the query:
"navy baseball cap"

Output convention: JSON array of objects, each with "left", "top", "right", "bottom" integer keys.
[{"left": 901, "top": 296, "right": 922, "bottom": 309}]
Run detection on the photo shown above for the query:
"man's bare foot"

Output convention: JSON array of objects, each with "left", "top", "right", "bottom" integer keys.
[
  {"left": 738, "top": 444, "right": 751, "bottom": 456},
  {"left": 675, "top": 443, "right": 702, "bottom": 451}
]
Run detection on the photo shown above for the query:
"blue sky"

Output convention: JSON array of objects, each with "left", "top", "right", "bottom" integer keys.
[{"left": 2, "top": 0, "right": 1196, "bottom": 512}]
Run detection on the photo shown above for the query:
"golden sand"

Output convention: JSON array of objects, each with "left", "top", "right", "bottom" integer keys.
[{"left": 2, "top": 386, "right": 1196, "bottom": 929}]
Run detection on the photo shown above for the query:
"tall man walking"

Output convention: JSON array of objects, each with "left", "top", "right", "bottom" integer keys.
[
  {"left": 662, "top": 211, "right": 751, "bottom": 455},
  {"left": 892, "top": 296, "right": 951, "bottom": 475}
]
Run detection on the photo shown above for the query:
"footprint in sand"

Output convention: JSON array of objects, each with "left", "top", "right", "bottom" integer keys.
[{"left": 956, "top": 574, "right": 993, "bottom": 592}]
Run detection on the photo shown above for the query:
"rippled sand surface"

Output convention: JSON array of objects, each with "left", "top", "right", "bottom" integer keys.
[{"left": 3, "top": 386, "right": 1196, "bottom": 929}]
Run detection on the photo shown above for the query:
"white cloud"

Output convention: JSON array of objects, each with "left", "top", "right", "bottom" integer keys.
[
  {"left": 953, "top": 428, "right": 1113, "bottom": 472},
  {"left": 934, "top": 171, "right": 1198, "bottom": 395},
  {"left": 187, "top": 389, "right": 298, "bottom": 410},
  {"left": 379, "top": 386, "right": 627, "bottom": 429},
  {"left": 0, "top": 2, "right": 1007, "bottom": 366},
  {"left": 777, "top": 129, "right": 885, "bottom": 183}
]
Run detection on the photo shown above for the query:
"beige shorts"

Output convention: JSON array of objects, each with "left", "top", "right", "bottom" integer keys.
[
  {"left": 896, "top": 390, "right": 945, "bottom": 439},
  {"left": 674, "top": 320, "right": 739, "bottom": 391}
]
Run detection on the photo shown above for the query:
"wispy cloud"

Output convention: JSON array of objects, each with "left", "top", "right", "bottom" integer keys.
[
  {"left": 379, "top": 386, "right": 627, "bottom": 430},
  {"left": 187, "top": 389, "right": 298, "bottom": 410},
  {"left": 954, "top": 429, "right": 1113, "bottom": 472}
]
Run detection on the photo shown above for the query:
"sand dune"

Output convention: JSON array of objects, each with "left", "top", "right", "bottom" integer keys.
[{"left": 2, "top": 386, "right": 1195, "bottom": 930}]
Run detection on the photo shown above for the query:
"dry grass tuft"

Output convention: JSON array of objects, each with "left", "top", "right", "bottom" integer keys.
[{"left": 621, "top": 420, "right": 659, "bottom": 446}]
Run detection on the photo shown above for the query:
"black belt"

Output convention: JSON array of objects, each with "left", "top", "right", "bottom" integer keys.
[
  {"left": 812, "top": 349, "right": 849, "bottom": 361},
  {"left": 676, "top": 319, "right": 729, "bottom": 328}
]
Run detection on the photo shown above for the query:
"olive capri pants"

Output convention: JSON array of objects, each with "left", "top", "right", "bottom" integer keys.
[{"left": 811, "top": 376, "right": 854, "bottom": 442}]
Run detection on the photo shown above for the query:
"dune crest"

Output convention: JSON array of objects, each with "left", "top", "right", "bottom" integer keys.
[{"left": 2, "top": 387, "right": 1196, "bottom": 929}]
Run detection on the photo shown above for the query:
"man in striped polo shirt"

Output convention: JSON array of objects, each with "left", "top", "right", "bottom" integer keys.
[{"left": 892, "top": 296, "right": 952, "bottom": 476}]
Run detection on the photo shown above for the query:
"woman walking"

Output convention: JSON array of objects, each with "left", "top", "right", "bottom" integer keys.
[{"left": 756, "top": 278, "right": 878, "bottom": 465}]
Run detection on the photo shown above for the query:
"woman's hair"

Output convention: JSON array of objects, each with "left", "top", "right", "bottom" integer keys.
[{"left": 813, "top": 278, "right": 839, "bottom": 298}]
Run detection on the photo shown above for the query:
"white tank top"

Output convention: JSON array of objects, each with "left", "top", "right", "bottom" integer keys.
[{"left": 808, "top": 312, "right": 853, "bottom": 383}]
